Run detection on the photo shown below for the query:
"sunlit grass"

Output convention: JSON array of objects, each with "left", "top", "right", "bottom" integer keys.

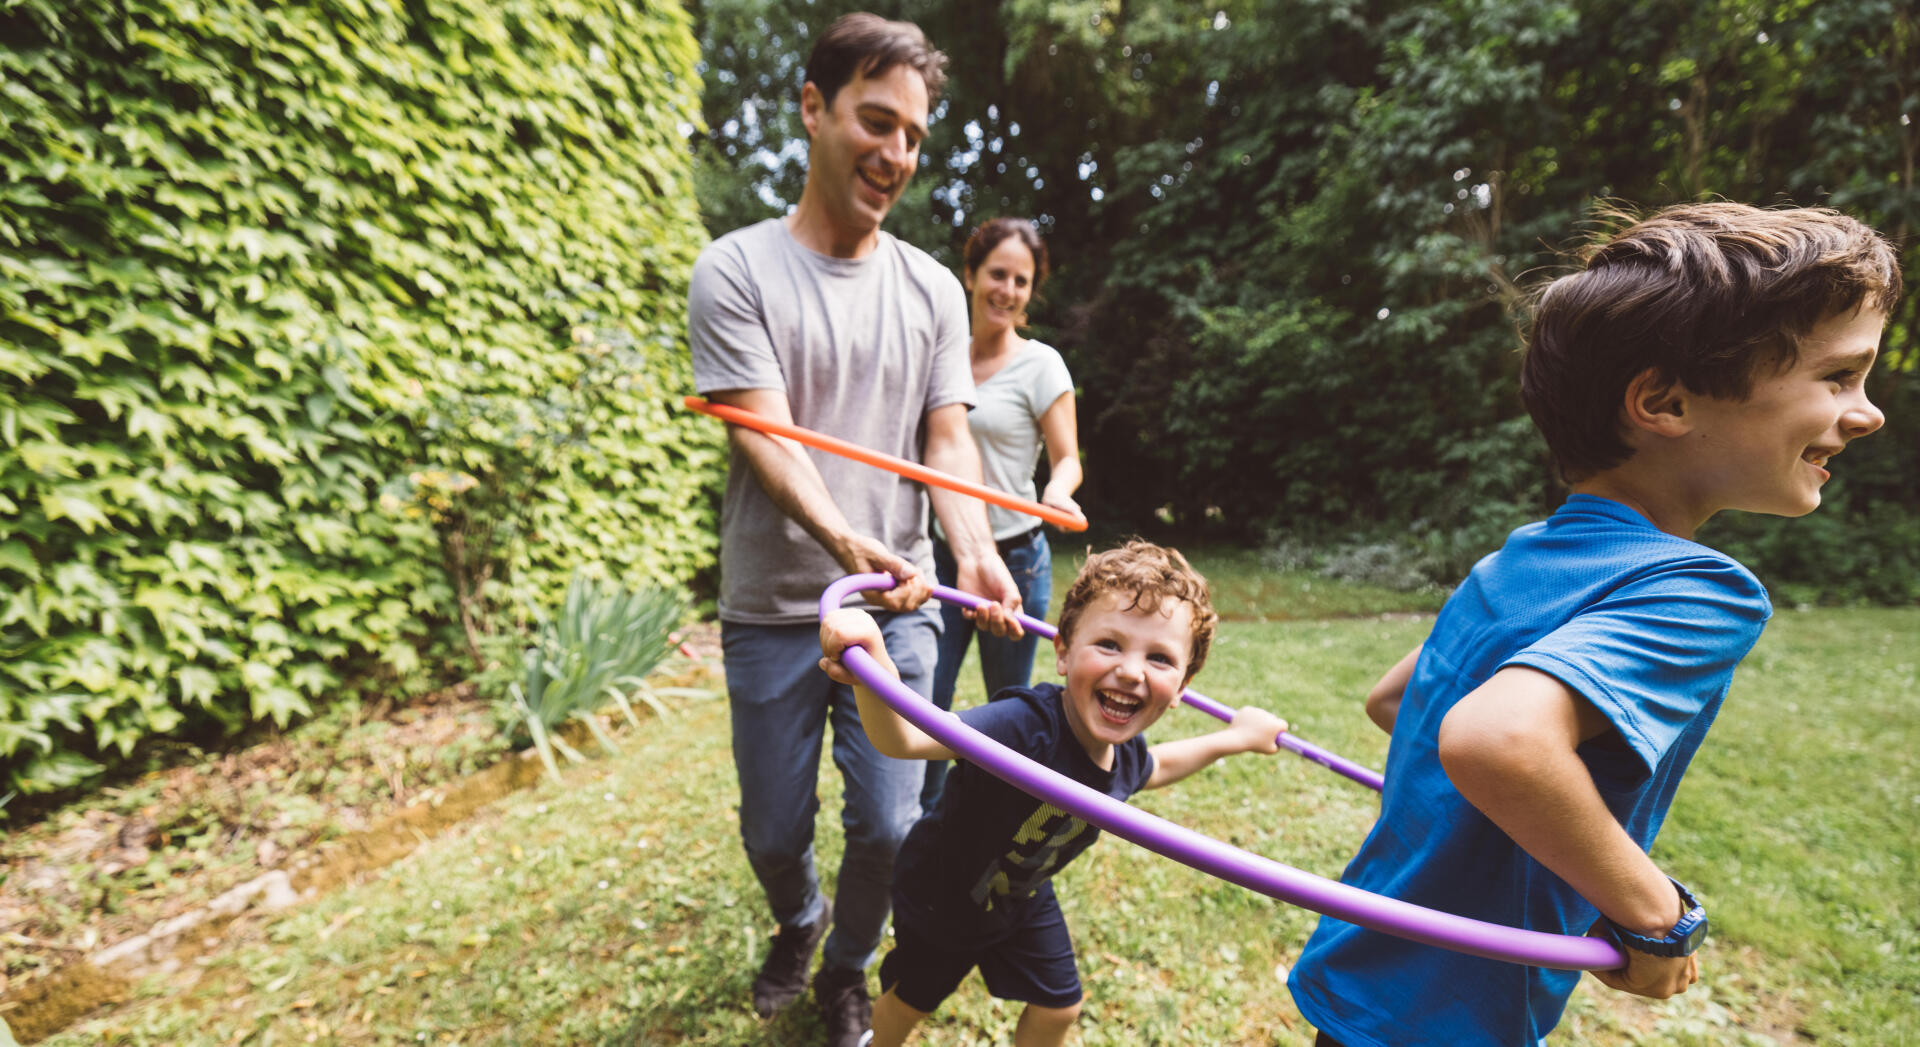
[{"left": 47, "top": 604, "right": 1919, "bottom": 1046}]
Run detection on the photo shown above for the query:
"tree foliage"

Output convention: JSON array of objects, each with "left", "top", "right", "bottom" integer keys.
[
  {"left": 1, "top": 0, "right": 721, "bottom": 797},
  {"left": 694, "top": 0, "right": 1918, "bottom": 602}
]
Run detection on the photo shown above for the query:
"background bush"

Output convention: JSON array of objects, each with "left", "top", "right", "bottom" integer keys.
[
  {"left": 693, "top": 0, "right": 1919, "bottom": 604},
  {"left": 0, "top": 0, "right": 722, "bottom": 798}
]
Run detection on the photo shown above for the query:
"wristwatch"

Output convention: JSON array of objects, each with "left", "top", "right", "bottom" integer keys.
[{"left": 1605, "top": 878, "right": 1709, "bottom": 957}]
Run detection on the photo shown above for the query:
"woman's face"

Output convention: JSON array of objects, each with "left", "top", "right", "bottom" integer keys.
[{"left": 965, "top": 235, "right": 1037, "bottom": 337}]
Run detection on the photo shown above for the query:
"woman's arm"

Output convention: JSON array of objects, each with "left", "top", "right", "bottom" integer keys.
[{"left": 1036, "top": 390, "right": 1083, "bottom": 520}]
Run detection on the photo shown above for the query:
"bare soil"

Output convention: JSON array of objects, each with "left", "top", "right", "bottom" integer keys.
[{"left": 0, "top": 624, "right": 721, "bottom": 1043}]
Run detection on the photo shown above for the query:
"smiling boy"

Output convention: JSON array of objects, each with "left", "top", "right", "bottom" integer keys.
[
  {"left": 1289, "top": 203, "right": 1902, "bottom": 1047},
  {"left": 820, "top": 541, "right": 1288, "bottom": 1047}
]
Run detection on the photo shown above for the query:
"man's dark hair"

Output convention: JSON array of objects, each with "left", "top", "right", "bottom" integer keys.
[
  {"left": 1521, "top": 202, "right": 1902, "bottom": 480},
  {"left": 804, "top": 12, "right": 948, "bottom": 107}
]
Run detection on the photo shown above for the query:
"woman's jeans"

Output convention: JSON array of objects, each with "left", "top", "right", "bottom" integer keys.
[{"left": 924, "top": 528, "right": 1052, "bottom": 809}]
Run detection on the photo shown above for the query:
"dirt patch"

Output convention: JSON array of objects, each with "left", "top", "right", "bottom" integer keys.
[{"left": 0, "top": 625, "right": 721, "bottom": 1043}]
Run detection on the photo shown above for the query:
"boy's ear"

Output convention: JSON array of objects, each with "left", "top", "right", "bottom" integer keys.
[
  {"left": 1054, "top": 634, "right": 1068, "bottom": 677},
  {"left": 1622, "top": 366, "right": 1694, "bottom": 437}
]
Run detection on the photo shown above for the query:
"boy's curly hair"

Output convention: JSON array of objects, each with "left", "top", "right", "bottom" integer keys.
[
  {"left": 1056, "top": 540, "right": 1217, "bottom": 680},
  {"left": 1522, "top": 201, "right": 1902, "bottom": 480}
]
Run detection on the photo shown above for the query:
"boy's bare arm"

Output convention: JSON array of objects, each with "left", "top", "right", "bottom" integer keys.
[
  {"left": 818, "top": 609, "right": 957, "bottom": 762},
  {"left": 1438, "top": 666, "right": 1699, "bottom": 999},
  {"left": 1366, "top": 645, "right": 1422, "bottom": 733},
  {"left": 1144, "top": 706, "right": 1287, "bottom": 789}
]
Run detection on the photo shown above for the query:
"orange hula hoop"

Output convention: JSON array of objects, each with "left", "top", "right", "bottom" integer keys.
[{"left": 684, "top": 397, "right": 1089, "bottom": 533}]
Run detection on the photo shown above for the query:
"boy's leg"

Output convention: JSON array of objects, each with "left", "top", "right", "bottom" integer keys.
[
  {"left": 721, "top": 621, "right": 835, "bottom": 1010},
  {"left": 978, "top": 892, "right": 1084, "bottom": 1046},
  {"left": 869, "top": 987, "right": 932, "bottom": 1047},
  {"left": 874, "top": 916, "right": 980, "bottom": 1046},
  {"left": 1012, "top": 998, "right": 1083, "bottom": 1047},
  {"left": 923, "top": 538, "right": 972, "bottom": 811},
  {"left": 820, "top": 604, "right": 938, "bottom": 962},
  {"left": 975, "top": 529, "right": 1050, "bottom": 697}
]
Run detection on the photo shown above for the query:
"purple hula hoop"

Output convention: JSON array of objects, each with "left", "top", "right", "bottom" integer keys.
[
  {"left": 928, "top": 583, "right": 1386, "bottom": 792},
  {"left": 822, "top": 573, "right": 1627, "bottom": 971}
]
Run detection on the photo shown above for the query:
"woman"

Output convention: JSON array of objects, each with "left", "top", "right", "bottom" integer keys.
[{"left": 926, "top": 217, "right": 1084, "bottom": 809}]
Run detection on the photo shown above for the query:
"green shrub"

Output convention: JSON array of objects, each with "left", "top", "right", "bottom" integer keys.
[
  {"left": 0, "top": 0, "right": 721, "bottom": 798},
  {"left": 504, "top": 569, "right": 691, "bottom": 782}
]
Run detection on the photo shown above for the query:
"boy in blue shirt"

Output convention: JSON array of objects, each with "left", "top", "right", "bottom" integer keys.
[
  {"left": 820, "top": 540, "right": 1289, "bottom": 1046},
  {"left": 1289, "top": 202, "right": 1901, "bottom": 1047}
]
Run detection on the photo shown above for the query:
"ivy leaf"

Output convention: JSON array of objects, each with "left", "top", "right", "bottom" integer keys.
[
  {"left": 38, "top": 490, "right": 112, "bottom": 534},
  {"left": 177, "top": 666, "right": 219, "bottom": 707},
  {"left": 251, "top": 685, "right": 310, "bottom": 727},
  {"left": 0, "top": 541, "right": 39, "bottom": 580},
  {"left": 13, "top": 750, "right": 103, "bottom": 794}
]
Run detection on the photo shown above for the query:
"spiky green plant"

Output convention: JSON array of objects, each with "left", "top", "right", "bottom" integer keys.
[{"left": 507, "top": 571, "right": 694, "bottom": 782}]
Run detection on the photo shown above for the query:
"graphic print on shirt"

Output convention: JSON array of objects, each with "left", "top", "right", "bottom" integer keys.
[{"left": 967, "top": 801, "right": 1095, "bottom": 911}]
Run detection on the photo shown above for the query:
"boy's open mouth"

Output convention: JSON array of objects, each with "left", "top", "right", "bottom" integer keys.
[{"left": 1096, "top": 689, "right": 1143, "bottom": 724}]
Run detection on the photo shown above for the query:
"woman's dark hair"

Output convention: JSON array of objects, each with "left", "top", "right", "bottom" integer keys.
[
  {"left": 963, "top": 217, "right": 1050, "bottom": 294},
  {"left": 1522, "top": 202, "right": 1901, "bottom": 480},
  {"left": 804, "top": 13, "right": 947, "bottom": 107}
]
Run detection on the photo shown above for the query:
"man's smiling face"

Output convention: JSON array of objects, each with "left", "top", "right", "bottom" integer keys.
[{"left": 800, "top": 63, "right": 929, "bottom": 245}]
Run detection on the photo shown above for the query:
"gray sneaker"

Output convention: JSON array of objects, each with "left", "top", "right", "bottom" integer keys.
[
  {"left": 751, "top": 900, "right": 831, "bottom": 1017},
  {"left": 812, "top": 964, "right": 872, "bottom": 1047}
]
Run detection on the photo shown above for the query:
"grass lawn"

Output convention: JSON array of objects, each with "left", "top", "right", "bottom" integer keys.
[{"left": 40, "top": 553, "right": 1917, "bottom": 1046}]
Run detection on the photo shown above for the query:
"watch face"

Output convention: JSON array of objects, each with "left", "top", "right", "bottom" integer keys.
[{"left": 1680, "top": 914, "right": 1710, "bottom": 952}]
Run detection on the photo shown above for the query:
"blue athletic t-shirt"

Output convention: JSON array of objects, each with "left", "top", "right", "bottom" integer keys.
[
  {"left": 891, "top": 683, "right": 1156, "bottom": 948},
  {"left": 1290, "top": 495, "right": 1771, "bottom": 1046}
]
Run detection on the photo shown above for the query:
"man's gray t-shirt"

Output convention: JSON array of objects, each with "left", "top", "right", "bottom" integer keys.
[{"left": 689, "top": 219, "right": 973, "bottom": 623}]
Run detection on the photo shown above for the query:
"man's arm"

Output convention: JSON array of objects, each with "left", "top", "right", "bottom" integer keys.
[
  {"left": 1143, "top": 706, "right": 1287, "bottom": 789},
  {"left": 921, "top": 402, "right": 1023, "bottom": 636},
  {"left": 1365, "top": 645, "right": 1422, "bottom": 733},
  {"left": 710, "top": 388, "right": 931, "bottom": 612},
  {"left": 1438, "top": 666, "right": 1700, "bottom": 998},
  {"left": 819, "top": 609, "right": 956, "bottom": 761}
]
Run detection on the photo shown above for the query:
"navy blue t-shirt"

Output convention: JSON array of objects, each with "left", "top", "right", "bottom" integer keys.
[
  {"left": 891, "top": 683, "right": 1156, "bottom": 947},
  {"left": 1291, "top": 495, "right": 1771, "bottom": 1046}
]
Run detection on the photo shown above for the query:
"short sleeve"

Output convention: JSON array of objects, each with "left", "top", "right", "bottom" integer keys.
[
  {"left": 688, "top": 237, "right": 785, "bottom": 396},
  {"left": 921, "top": 265, "right": 974, "bottom": 413},
  {"left": 1026, "top": 345, "right": 1075, "bottom": 418},
  {"left": 1504, "top": 556, "right": 1770, "bottom": 778},
  {"left": 958, "top": 692, "right": 1053, "bottom": 761}
]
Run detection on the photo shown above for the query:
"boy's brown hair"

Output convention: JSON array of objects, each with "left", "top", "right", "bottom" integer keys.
[
  {"left": 804, "top": 12, "right": 948, "bottom": 108},
  {"left": 1056, "top": 540, "right": 1218, "bottom": 680},
  {"left": 1522, "top": 201, "right": 1902, "bottom": 480}
]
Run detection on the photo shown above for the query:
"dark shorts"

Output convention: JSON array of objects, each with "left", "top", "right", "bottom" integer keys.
[{"left": 879, "top": 898, "right": 1083, "bottom": 1012}]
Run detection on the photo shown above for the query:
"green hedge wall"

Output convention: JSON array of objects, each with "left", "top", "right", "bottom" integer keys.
[{"left": 0, "top": 0, "right": 721, "bottom": 797}]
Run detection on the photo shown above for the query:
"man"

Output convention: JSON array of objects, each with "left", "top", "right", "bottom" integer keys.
[{"left": 687, "top": 13, "right": 1023, "bottom": 1046}]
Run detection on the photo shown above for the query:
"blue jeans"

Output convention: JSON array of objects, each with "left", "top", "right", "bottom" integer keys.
[
  {"left": 925, "top": 529, "right": 1052, "bottom": 809},
  {"left": 721, "top": 606, "right": 938, "bottom": 973}
]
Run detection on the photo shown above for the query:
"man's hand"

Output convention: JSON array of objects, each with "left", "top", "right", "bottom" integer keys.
[
  {"left": 836, "top": 534, "right": 933, "bottom": 613},
  {"left": 818, "top": 608, "right": 894, "bottom": 685},
  {"left": 955, "top": 552, "right": 1024, "bottom": 638},
  {"left": 1586, "top": 921, "right": 1700, "bottom": 999}
]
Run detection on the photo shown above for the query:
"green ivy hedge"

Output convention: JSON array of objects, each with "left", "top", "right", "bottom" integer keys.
[{"left": 0, "top": 0, "right": 721, "bottom": 797}]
